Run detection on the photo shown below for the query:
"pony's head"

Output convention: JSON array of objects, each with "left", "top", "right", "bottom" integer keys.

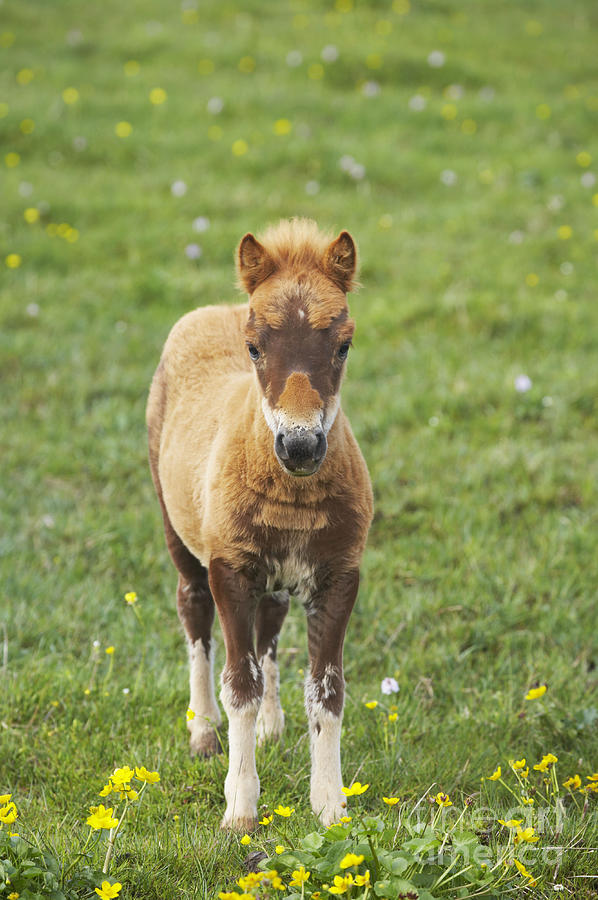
[{"left": 238, "top": 219, "right": 357, "bottom": 477}]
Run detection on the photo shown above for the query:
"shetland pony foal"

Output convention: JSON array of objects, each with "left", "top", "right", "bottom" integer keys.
[{"left": 147, "top": 219, "right": 373, "bottom": 831}]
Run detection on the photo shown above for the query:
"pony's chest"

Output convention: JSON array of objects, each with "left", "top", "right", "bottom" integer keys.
[{"left": 264, "top": 552, "right": 316, "bottom": 605}]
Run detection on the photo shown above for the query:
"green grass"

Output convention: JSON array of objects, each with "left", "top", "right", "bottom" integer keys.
[{"left": 1, "top": 0, "right": 597, "bottom": 896}]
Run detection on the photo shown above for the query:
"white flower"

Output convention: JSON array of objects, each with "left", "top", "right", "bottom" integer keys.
[
  {"left": 73, "top": 136, "right": 87, "bottom": 152},
  {"left": 305, "top": 180, "right": 319, "bottom": 195},
  {"left": 171, "top": 180, "right": 187, "bottom": 197},
  {"left": 185, "top": 243, "right": 202, "bottom": 259},
  {"left": 427, "top": 50, "right": 445, "bottom": 68},
  {"left": 192, "top": 216, "right": 210, "bottom": 232},
  {"left": 362, "top": 81, "right": 380, "bottom": 97},
  {"left": 440, "top": 169, "right": 457, "bottom": 186},
  {"left": 580, "top": 172, "right": 596, "bottom": 188},
  {"left": 560, "top": 261, "right": 573, "bottom": 275},
  {"left": 478, "top": 86, "right": 495, "bottom": 102},
  {"left": 286, "top": 50, "right": 302, "bottom": 67},
  {"left": 508, "top": 230, "right": 524, "bottom": 244},
  {"left": 381, "top": 677, "right": 399, "bottom": 695},
  {"left": 547, "top": 194, "right": 564, "bottom": 212},
  {"left": 122, "top": 687, "right": 130, "bottom": 695},
  {"left": 321, "top": 44, "right": 338, "bottom": 63},
  {"left": 515, "top": 374, "right": 532, "bottom": 393},
  {"left": 408, "top": 94, "right": 426, "bottom": 111},
  {"left": 207, "top": 97, "right": 223, "bottom": 114},
  {"left": 26, "top": 302, "right": 40, "bottom": 317},
  {"left": 19, "top": 181, "right": 34, "bottom": 197}
]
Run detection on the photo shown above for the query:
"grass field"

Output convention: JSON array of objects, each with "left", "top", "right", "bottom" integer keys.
[{"left": 1, "top": 0, "right": 598, "bottom": 897}]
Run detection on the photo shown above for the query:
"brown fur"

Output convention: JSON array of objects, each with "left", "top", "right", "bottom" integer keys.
[{"left": 147, "top": 218, "right": 373, "bottom": 828}]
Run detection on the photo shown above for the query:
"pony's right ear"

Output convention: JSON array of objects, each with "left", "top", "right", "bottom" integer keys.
[{"left": 237, "top": 234, "right": 276, "bottom": 294}]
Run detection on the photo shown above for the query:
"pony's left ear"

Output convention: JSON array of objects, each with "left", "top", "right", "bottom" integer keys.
[
  {"left": 237, "top": 233, "right": 276, "bottom": 294},
  {"left": 323, "top": 231, "right": 358, "bottom": 293}
]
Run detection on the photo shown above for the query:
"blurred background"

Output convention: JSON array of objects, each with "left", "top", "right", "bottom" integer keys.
[{"left": 1, "top": 0, "right": 597, "bottom": 893}]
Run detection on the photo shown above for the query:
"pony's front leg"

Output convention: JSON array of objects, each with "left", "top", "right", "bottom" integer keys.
[
  {"left": 209, "top": 558, "right": 263, "bottom": 832},
  {"left": 305, "top": 569, "right": 360, "bottom": 827}
]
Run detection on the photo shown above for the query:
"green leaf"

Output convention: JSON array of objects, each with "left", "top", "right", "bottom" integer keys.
[{"left": 300, "top": 831, "right": 324, "bottom": 852}]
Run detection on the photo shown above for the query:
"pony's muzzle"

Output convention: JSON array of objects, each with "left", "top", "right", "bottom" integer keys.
[{"left": 275, "top": 427, "right": 327, "bottom": 476}]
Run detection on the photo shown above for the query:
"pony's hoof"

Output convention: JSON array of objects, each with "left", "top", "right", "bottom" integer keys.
[
  {"left": 220, "top": 813, "right": 259, "bottom": 833},
  {"left": 190, "top": 728, "right": 221, "bottom": 758}
]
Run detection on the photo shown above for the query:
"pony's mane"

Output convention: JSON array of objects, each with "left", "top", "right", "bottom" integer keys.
[{"left": 257, "top": 218, "right": 334, "bottom": 272}]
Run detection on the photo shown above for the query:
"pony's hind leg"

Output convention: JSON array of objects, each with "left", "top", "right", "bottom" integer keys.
[
  {"left": 255, "top": 591, "right": 289, "bottom": 745},
  {"left": 164, "top": 516, "right": 222, "bottom": 756}
]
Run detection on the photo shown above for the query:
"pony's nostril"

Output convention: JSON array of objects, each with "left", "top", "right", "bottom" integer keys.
[
  {"left": 275, "top": 432, "right": 289, "bottom": 460},
  {"left": 314, "top": 430, "right": 327, "bottom": 461}
]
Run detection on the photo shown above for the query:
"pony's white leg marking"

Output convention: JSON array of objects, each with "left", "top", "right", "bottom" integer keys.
[
  {"left": 220, "top": 659, "right": 262, "bottom": 829},
  {"left": 256, "top": 652, "right": 285, "bottom": 745},
  {"left": 187, "top": 639, "right": 222, "bottom": 756},
  {"left": 305, "top": 669, "right": 345, "bottom": 826}
]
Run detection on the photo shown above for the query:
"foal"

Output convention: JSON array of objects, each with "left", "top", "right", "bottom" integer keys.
[{"left": 147, "top": 219, "right": 373, "bottom": 830}]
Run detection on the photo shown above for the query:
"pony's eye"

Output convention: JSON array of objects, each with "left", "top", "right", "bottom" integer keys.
[
  {"left": 337, "top": 342, "right": 351, "bottom": 361},
  {"left": 247, "top": 344, "right": 260, "bottom": 361}
]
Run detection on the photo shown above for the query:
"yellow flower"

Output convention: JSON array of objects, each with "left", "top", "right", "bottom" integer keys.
[
  {"left": 0, "top": 794, "right": 12, "bottom": 804},
  {"left": 498, "top": 818, "right": 523, "bottom": 828},
  {"left": 17, "top": 68, "right": 34, "bottom": 85},
  {"left": 564, "top": 774, "right": 581, "bottom": 790},
  {"left": 24, "top": 208, "right": 40, "bottom": 223},
  {"left": 238, "top": 56, "right": 255, "bottom": 73},
  {"left": 273, "top": 119, "right": 292, "bottom": 136},
  {"left": 525, "top": 273, "right": 539, "bottom": 287},
  {"left": 587, "top": 774, "right": 598, "bottom": 781},
  {"left": 354, "top": 871, "right": 370, "bottom": 886},
  {"left": 124, "top": 60, "right": 140, "bottom": 77},
  {"left": 328, "top": 874, "right": 354, "bottom": 894},
  {"left": 383, "top": 796, "right": 399, "bottom": 806},
  {"left": 388, "top": 713, "right": 398, "bottom": 722},
  {"left": 274, "top": 805, "right": 294, "bottom": 817},
  {"left": 434, "top": 792, "right": 452, "bottom": 807},
  {"left": 513, "top": 858, "right": 537, "bottom": 886},
  {"left": 340, "top": 853, "right": 364, "bottom": 869},
  {"left": 240, "top": 834, "right": 251, "bottom": 845},
  {"left": 124, "top": 591, "right": 138, "bottom": 604},
  {"left": 86, "top": 804, "right": 119, "bottom": 830},
  {"left": 364, "top": 700, "right": 378, "bottom": 709},
  {"left": 95, "top": 882, "right": 122, "bottom": 900},
  {"left": 111, "top": 766, "right": 135, "bottom": 786},
  {"left": 6, "top": 246, "right": 24, "bottom": 267},
  {"left": 275, "top": 845, "right": 285, "bottom": 854},
  {"left": 515, "top": 826, "right": 539, "bottom": 844},
  {"left": 149, "top": 88, "right": 167, "bottom": 105},
  {"left": 525, "top": 684, "right": 547, "bottom": 700},
  {"left": 232, "top": 139, "right": 248, "bottom": 156},
  {"left": 557, "top": 226, "right": 572, "bottom": 241},
  {"left": 511, "top": 758, "right": 526, "bottom": 771},
  {"left": 576, "top": 151, "right": 592, "bottom": 167},
  {"left": 5, "top": 152, "right": 20, "bottom": 168},
  {"left": 488, "top": 766, "right": 501, "bottom": 781},
  {"left": 340, "top": 815, "right": 352, "bottom": 823},
  {"left": 520, "top": 767, "right": 529, "bottom": 779},
  {"left": 105, "top": 646, "right": 115, "bottom": 655},
  {"left": 259, "top": 814, "right": 273, "bottom": 825},
  {"left": 308, "top": 63, "right": 324, "bottom": 80},
  {"left": 0, "top": 801, "right": 18, "bottom": 825},
  {"left": 186, "top": 708, "right": 195, "bottom": 720},
  {"left": 99, "top": 783, "right": 112, "bottom": 797},
  {"left": 115, "top": 122, "right": 132, "bottom": 138},
  {"left": 62, "top": 87, "right": 79, "bottom": 104},
  {"left": 534, "top": 753, "right": 557, "bottom": 772},
  {"left": 341, "top": 782, "right": 369, "bottom": 796},
  {"left": 289, "top": 866, "right": 310, "bottom": 886},
  {"left": 238, "top": 873, "right": 265, "bottom": 890},
  {"left": 8, "top": 892, "right": 20, "bottom": 899},
  {"left": 522, "top": 796, "right": 534, "bottom": 805},
  {"left": 135, "top": 766, "right": 160, "bottom": 783}
]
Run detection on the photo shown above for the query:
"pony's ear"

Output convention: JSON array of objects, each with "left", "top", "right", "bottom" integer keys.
[
  {"left": 237, "top": 233, "right": 276, "bottom": 293},
  {"left": 322, "top": 231, "right": 357, "bottom": 292}
]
